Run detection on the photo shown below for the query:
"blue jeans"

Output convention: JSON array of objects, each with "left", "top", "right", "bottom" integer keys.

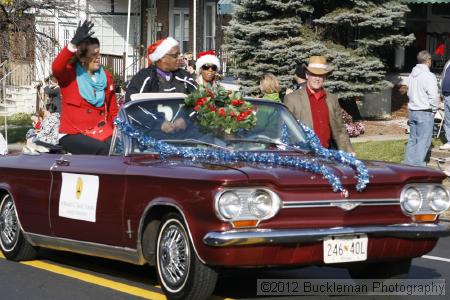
[
  {"left": 404, "top": 110, "right": 434, "bottom": 167},
  {"left": 444, "top": 95, "right": 450, "bottom": 143}
]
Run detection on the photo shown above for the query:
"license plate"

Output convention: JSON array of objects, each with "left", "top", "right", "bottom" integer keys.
[{"left": 323, "top": 234, "right": 368, "bottom": 264}]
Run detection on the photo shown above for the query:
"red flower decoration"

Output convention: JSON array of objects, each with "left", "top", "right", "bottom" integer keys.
[
  {"left": 218, "top": 108, "right": 226, "bottom": 117},
  {"left": 184, "top": 85, "right": 257, "bottom": 134}
]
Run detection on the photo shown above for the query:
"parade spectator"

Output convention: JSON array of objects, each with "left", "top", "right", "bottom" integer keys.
[
  {"left": 25, "top": 113, "right": 42, "bottom": 140},
  {"left": 52, "top": 20, "right": 119, "bottom": 155},
  {"left": 286, "top": 64, "right": 307, "bottom": 95},
  {"left": 439, "top": 56, "right": 450, "bottom": 150},
  {"left": 35, "top": 103, "right": 60, "bottom": 145},
  {"left": 0, "top": 132, "right": 7, "bottom": 155},
  {"left": 33, "top": 113, "right": 42, "bottom": 130},
  {"left": 195, "top": 50, "right": 220, "bottom": 86},
  {"left": 44, "top": 75, "right": 62, "bottom": 113},
  {"left": 125, "top": 37, "right": 196, "bottom": 103},
  {"left": 284, "top": 56, "right": 354, "bottom": 153},
  {"left": 260, "top": 73, "right": 281, "bottom": 102},
  {"left": 404, "top": 50, "right": 439, "bottom": 166},
  {"left": 186, "top": 60, "right": 196, "bottom": 75},
  {"left": 293, "top": 63, "right": 307, "bottom": 90}
]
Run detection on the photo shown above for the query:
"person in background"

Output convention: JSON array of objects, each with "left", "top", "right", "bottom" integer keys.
[
  {"left": 284, "top": 56, "right": 354, "bottom": 154},
  {"left": 195, "top": 50, "right": 220, "bottom": 86},
  {"left": 439, "top": 54, "right": 450, "bottom": 150},
  {"left": 285, "top": 63, "right": 307, "bottom": 95},
  {"left": 260, "top": 73, "right": 281, "bottom": 102},
  {"left": 25, "top": 113, "right": 43, "bottom": 141},
  {"left": 293, "top": 63, "right": 307, "bottom": 90},
  {"left": 0, "top": 132, "right": 7, "bottom": 155},
  {"left": 31, "top": 114, "right": 42, "bottom": 131},
  {"left": 44, "top": 75, "right": 62, "bottom": 113},
  {"left": 52, "top": 20, "right": 119, "bottom": 155},
  {"left": 404, "top": 50, "right": 439, "bottom": 166},
  {"left": 35, "top": 103, "right": 60, "bottom": 145},
  {"left": 125, "top": 37, "right": 196, "bottom": 102},
  {"left": 186, "top": 60, "right": 196, "bottom": 75}
]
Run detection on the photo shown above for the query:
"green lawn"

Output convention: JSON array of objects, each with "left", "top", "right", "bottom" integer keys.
[{"left": 353, "top": 138, "right": 444, "bottom": 163}]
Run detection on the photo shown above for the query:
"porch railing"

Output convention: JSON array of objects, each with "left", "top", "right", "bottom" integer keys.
[{"left": 100, "top": 53, "right": 126, "bottom": 81}]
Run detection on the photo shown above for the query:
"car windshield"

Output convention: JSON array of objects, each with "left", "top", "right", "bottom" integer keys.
[{"left": 123, "top": 98, "right": 310, "bottom": 153}]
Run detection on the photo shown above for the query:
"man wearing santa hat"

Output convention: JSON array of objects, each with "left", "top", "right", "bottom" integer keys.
[{"left": 125, "top": 37, "right": 197, "bottom": 103}]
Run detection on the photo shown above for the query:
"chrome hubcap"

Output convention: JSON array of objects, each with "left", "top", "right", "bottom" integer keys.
[
  {"left": 159, "top": 224, "right": 190, "bottom": 287},
  {"left": 0, "top": 198, "right": 19, "bottom": 249}
]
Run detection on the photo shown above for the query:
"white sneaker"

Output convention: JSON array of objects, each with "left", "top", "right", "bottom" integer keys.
[{"left": 440, "top": 143, "right": 450, "bottom": 150}]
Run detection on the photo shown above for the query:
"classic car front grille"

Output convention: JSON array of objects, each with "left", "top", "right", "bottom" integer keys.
[{"left": 282, "top": 199, "right": 400, "bottom": 209}]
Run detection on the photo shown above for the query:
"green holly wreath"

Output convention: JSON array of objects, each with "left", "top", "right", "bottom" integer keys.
[{"left": 185, "top": 85, "right": 257, "bottom": 134}]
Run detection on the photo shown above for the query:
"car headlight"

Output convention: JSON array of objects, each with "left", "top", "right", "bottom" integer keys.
[
  {"left": 401, "top": 187, "right": 422, "bottom": 213},
  {"left": 217, "top": 191, "right": 241, "bottom": 219},
  {"left": 215, "top": 188, "right": 281, "bottom": 222},
  {"left": 248, "top": 190, "right": 274, "bottom": 218},
  {"left": 429, "top": 186, "right": 450, "bottom": 213}
]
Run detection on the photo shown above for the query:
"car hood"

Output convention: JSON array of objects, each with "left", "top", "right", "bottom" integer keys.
[
  {"left": 129, "top": 154, "right": 446, "bottom": 188},
  {"left": 209, "top": 157, "right": 446, "bottom": 189}
]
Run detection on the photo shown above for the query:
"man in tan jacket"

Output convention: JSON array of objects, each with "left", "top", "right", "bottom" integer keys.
[{"left": 284, "top": 56, "right": 354, "bottom": 153}]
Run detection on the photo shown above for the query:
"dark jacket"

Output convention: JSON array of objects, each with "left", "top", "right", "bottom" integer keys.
[
  {"left": 44, "top": 85, "right": 62, "bottom": 113},
  {"left": 283, "top": 88, "right": 354, "bottom": 153},
  {"left": 125, "top": 66, "right": 197, "bottom": 103}
]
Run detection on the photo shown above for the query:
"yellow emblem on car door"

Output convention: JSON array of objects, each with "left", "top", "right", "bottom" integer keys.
[{"left": 76, "top": 176, "right": 83, "bottom": 200}]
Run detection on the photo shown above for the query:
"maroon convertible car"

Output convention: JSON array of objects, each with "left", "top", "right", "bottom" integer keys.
[{"left": 1, "top": 94, "right": 450, "bottom": 300}]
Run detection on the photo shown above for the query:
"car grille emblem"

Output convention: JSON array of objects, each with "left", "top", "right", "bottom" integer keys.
[{"left": 332, "top": 201, "right": 362, "bottom": 211}]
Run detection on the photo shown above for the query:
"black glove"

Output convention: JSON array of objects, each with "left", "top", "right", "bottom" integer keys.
[{"left": 70, "top": 20, "right": 95, "bottom": 46}]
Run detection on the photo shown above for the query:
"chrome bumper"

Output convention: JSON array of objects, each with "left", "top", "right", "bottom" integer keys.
[{"left": 203, "top": 223, "right": 450, "bottom": 247}]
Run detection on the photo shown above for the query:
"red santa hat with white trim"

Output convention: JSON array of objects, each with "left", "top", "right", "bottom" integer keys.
[
  {"left": 147, "top": 37, "right": 179, "bottom": 65},
  {"left": 195, "top": 50, "right": 221, "bottom": 73}
]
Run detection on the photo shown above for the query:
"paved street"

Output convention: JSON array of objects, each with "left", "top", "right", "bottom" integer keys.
[{"left": 1, "top": 228, "right": 450, "bottom": 300}]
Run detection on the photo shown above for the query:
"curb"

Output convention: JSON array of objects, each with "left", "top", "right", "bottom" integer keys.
[{"left": 351, "top": 135, "right": 409, "bottom": 143}]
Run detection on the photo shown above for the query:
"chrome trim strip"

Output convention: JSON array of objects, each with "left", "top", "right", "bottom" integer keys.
[
  {"left": 203, "top": 223, "right": 450, "bottom": 247},
  {"left": 137, "top": 201, "right": 207, "bottom": 264},
  {"left": 282, "top": 199, "right": 399, "bottom": 209},
  {"left": 25, "top": 233, "right": 145, "bottom": 265}
]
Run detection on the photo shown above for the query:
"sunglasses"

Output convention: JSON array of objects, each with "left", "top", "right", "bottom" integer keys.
[{"left": 201, "top": 65, "right": 218, "bottom": 71}]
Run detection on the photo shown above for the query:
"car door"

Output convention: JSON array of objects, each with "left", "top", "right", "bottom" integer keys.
[
  {"left": 4, "top": 154, "right": 57, "bottom": 236},
  {"left": 49, "top": 154, "right": 127, "bottom": 246}
]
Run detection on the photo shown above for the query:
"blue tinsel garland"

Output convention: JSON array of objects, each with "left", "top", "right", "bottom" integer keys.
[
  {"left": 281, "top": 124, "right": 369, "bottom": 192},
  {"left": 114, "top": 118, "right": 370, "bottom": 194}
]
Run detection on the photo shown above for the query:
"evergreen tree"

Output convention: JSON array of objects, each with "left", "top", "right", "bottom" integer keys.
[{"left": 225, "top": 0, "right": 413, "bottom": 99}]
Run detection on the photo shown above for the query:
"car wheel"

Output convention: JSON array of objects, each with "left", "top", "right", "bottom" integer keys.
[
  {"left": 348, "top": 259, "right": 412, "bottom": 279},
  {"left": 156, "top": 213, "right": 218, "bottom": 300},
  {"left": 0, "top": 194, "right": 37, "bottom": 261}
]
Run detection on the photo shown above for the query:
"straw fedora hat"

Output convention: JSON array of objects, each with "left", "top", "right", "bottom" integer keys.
[{"left": 305, "top": 56, "right": 333, "bottom": 75}]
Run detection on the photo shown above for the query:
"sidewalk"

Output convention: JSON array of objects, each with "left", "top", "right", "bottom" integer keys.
[{"left": 351, "top": 134, "right": 408, "bottom": 143}]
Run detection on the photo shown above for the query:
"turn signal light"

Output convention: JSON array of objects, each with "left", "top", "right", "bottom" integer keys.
[
  {"left": 413, "top": 214, "right": 437, "bottom": 222},
  {"left": 232, "top": 220, "right": 258, "bottom": 228}
]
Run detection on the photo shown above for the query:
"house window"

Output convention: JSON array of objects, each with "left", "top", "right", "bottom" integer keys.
[
  {"left": 170, "top": 0, "right": 189, "bottom": 53},
  {"left": 91, "top": 15, "right": 137, "bottom": 55},
  {"left": 204, "top": 2, "right": 216, "bottom": 50}
]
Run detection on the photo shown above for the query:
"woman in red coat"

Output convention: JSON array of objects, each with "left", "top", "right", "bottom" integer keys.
[{"left": 52, "top": 20, "right": 118, "bottom": 155}]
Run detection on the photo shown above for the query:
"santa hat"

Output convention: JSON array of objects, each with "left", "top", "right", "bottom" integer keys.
[
  {"left": 195, "top": 50, "right": 221, "bottom": 73},
  {"left": 148, "top": 37, "right": 179, "bottom": 64}
]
